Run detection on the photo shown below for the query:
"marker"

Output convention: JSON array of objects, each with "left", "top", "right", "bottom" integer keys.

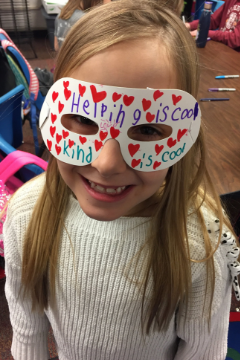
[
  {"left": 208, "top": 88, "right": 236, "bottom": 92},
  {"left": 200, "top": 98, "right": 230, "bottom": 101},
  {"left": 215, "top": 75, "right": 239, "bottom": 79}
]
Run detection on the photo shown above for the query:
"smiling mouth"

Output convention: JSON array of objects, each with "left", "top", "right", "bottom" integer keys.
[{"left": 84, "top": 178, "right": 130, "bottom": 195}]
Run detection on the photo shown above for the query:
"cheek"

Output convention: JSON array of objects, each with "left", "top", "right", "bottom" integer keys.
[
  {"left": 57, "top": 160, "right": 76, "bottom": 186},
  {"left": 139, "top": 168, "right": 169, "bottom": 189}
]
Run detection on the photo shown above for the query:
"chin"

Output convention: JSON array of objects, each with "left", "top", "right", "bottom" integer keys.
[{"left": 81, "top": 206, "right": 123, "bottom": 222}]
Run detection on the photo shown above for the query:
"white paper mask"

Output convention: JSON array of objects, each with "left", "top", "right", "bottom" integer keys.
[{"left": 39, "top": 77, "right": 201, "bottom": 172}]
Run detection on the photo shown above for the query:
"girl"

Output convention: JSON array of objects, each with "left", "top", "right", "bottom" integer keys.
[
  {"left": 4, "top": 1, "right": 240, "bottom": 359},
  {"left": 54, "top": 0, "right": 111, "bottom": 51}
]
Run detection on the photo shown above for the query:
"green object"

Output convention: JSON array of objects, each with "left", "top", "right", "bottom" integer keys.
[
  {"left": 6, "top": 55, "right": 29, "bottom": 99},
  {"left": 227, "top": 348, "right": 240, "bottom": 360},
  {"left": 182, "top": 1, "right": 187, "bottom": 12}
]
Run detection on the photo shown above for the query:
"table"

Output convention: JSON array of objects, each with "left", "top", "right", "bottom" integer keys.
[{"left": 197, "top": 41, "right": 240, "bottom": 195}]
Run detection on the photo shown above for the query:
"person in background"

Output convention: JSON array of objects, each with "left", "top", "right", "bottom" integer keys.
[
  {"left": 54, "top": 0, "right": 111, "bottom": 51},
  {"left": 185, "top": 0, "right": 240, "bottom": 51}
]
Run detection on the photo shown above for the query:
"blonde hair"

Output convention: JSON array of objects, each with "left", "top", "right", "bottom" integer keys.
[
  {"left": 151, "top": 0, "right": 184, "bottom": 15},
  {"left": 21, "top": 0, "right": 236, "bottom": 334},
  {"left": 59, "top": 0, "right": 102, "bottom": 19}
]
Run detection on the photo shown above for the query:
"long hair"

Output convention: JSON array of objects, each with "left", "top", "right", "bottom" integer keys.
[
  {"left": 59, "top": 0, "right": 102, "bottom": 19},
  {"left": 21, "top": 0, "right": 237, "bottom": 334}
]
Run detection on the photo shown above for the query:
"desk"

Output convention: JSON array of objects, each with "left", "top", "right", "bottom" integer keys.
[{"left": 197, "top": 41, "right": 240, "bottom": 194}]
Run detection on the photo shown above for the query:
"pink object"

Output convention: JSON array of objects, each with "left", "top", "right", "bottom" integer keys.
[
  {"left": 0, "top": 151, "right": 48, "bottom": 257},
  {"left": 0, "top": 28, "right": 13, "bottom": 42},
  {"left": 0, "top": 180, "right": 11, "bottom": 256}
]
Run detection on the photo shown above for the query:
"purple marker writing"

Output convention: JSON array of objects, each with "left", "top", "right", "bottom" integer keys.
[{"left": 208, "top": 88, "right": 236, "bottom": 92}]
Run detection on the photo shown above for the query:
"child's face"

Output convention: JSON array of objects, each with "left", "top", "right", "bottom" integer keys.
[{"left": 57, "top": 38, "right": 177, "bottom": 220}]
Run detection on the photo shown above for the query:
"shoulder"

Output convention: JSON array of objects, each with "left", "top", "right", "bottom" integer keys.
[
  {"left": 186, "top": 204, "right": 239, "bottom": 315},
  {"left": 6, "top": 173, "right": 45, "bottom": 222},
  {"left": 71, "top": 9, "right": 85, "bottom": 22},
  {"left": 187, "top": 205, "right": 238, "bottom": 279},
  {"left": 186, "top": 205, "right": 220, "bottom": 262},
  {"left": 186, "top": 204, "right": 236, "bottom": 261}
]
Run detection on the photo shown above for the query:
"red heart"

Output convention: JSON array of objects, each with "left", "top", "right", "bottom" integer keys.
[
  {"left": 110, "top": 127, "right": 120, "bottom": 139},
  {"left": 167, "top": 137, "right": 177, "bottom": 148},
  {"left": 177, "top": 128, "right": 188, "bottom": 142},
  {"left": 142, "top": 99, "right": 151, "bottom": 111},
  {"left": 51, "top": 113, "right": 57, "bottom": 124},
  {"left": 52, "top": 91, "right": 58, "bottom": 102},
  {"left": 153, "top": 90, "right": 164, "bottom": 101},
  {"left": 153, "top": 161, "right": 161, "bottom": 170},
  {"left": 64, "top": 88, "right": 71, "bottom": 101},
  {"left": 63, "top": 80, "right": 69, "bottom": 88},
  {"left": 146, "top": 112, "right": 155, "bottom": 123},
  {"left": 69, "top": 139, "right": 75, "bottom": 148},
  {"left": 62, "top": 130, "right": 69, "bottom": 139},
  {"left": 79, "top": 84, "right": 86, "bottom": 97},
  {"left": 56, "top": 133, "right": 62, "bottom": 144},
  {"left": 90, "top": 85, "right": 107, "bottom": 103},
  {"left": 123, "top": 95, "right": 134, "bottom": 107},
  {"left": 47, "top": 139, "right": 52, "bottom": 151},
  {"left": 79, "top": 136, "right": 87, "bottom": 145},
  {"left": 55, "top": 144, "right": 61, "bottom": 155},
  {"left": 94, "top": 140, "right": 103, "bottom": 151},
  {"left": 131, "top": 159, "right": 141, "bottom": 168},
  {"left": 58, "top": 101, "right": 64, "bottom": 114},
  {"left": 172, "top": 94, "right": 182, "bottom": 106},
  {"left": 50, "top": 126, "right": 56, "bottom": 138},
  {"left": 99, "top": 131, "right": 108, "bottom": 141},
  {"left": 112, "top": 92, "right": 122, "bottom": 102},
  {"left": 155, "top": 144, "right": 164, "bottom": 156},
  {"left": 128, "top": 143, "right": 140, "bottom": 157}
]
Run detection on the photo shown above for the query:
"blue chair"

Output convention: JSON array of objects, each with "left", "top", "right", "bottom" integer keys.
[
  {"left": 0, "top": 85, "right": 24, "bottom": 149},
  {"left": 0, "top": 84, "right": 45, "bottom": 181},
  {"left": 0, "top": 29, "right": 45, "bottom": 156}
]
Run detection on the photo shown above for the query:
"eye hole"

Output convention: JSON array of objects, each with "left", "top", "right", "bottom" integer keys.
[
  {"left": 127, "top": 124, "right": 172, "bottom": 142},
  {"left": 61, "top": 114, "right": 99, "bottom": 135}
]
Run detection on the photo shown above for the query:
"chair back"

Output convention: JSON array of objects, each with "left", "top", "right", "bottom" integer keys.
[
  {"left": 6, "top": 53, "right": 29, "bottom": 100},
  {"left": 0, "top": 46, "right": 16, "bottom": 97},
  {"left": 0, "top": 85, "right": 24, "bottom": 148},
  {"left": 1, "top": 39, "right": 39, "bottom": 100}
]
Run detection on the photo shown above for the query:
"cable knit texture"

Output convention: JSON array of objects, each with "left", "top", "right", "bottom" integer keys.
[{"left": 3, "top": 174, "right": 235, "bottom": 360}]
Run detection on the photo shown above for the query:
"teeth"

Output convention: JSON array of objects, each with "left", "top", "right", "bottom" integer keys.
[
  {"left": 88, "top": 180, "right": 127, "bottom": 195},
  {"left": 106, "top": 188, "right": 116, "bottom": 194},
  {"left": 95, "top": 185, "right": 105, "bottom": 193}
]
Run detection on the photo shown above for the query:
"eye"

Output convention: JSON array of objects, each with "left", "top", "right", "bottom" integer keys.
[
  {"left": 61, "top": 114, "right": 99, "bottom": 135},
  {"left": 127, "top": 124, "right": 172, "bottom": 142},
  {"left": 71, "top": 115, "right": 95, "bottom": 126}
]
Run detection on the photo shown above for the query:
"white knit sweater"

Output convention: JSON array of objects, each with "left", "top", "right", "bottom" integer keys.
[{"left": 3, "top": 174, "right": 237, "bottom": 360}]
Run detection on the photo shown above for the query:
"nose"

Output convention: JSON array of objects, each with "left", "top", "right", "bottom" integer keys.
[{"left": 91, "top": 139, "right": 127, "bottom": 177}]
